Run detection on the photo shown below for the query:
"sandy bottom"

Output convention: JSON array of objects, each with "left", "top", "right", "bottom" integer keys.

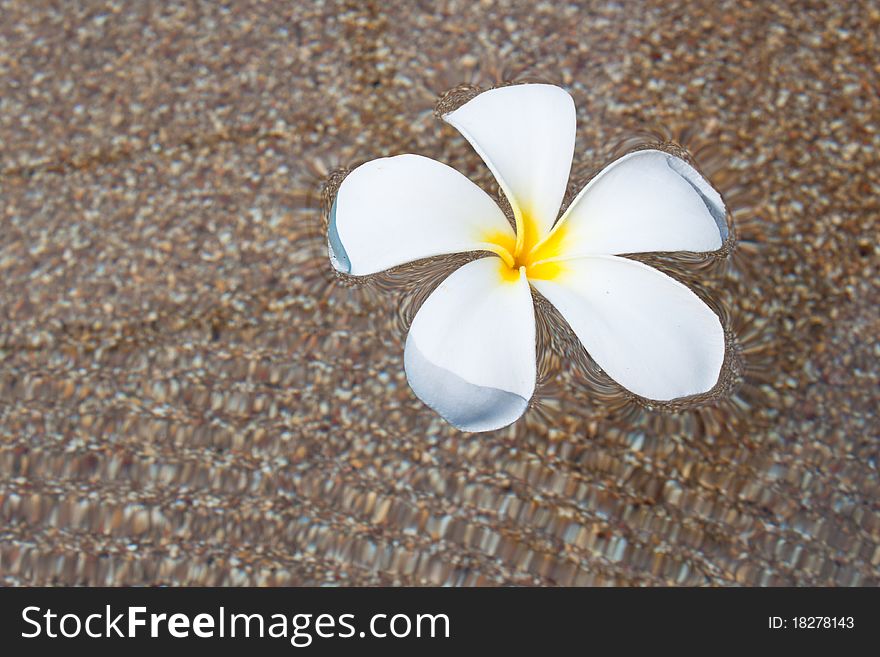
[{"left": 1, "top": 1, "right": 877, "bottom": 585}]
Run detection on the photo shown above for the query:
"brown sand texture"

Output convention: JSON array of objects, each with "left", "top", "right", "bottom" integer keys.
[{"left": 1, "top": 1, "right": 878, "bottom": 585}]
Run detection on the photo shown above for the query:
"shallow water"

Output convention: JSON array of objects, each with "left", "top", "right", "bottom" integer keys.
[{"left": 0, "top": 1, "right": 878, "bottom": 585}]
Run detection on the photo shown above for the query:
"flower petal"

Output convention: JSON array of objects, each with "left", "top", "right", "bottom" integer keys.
[
  {"left": 405, "top": 257, "right": 536, "bottom": 432},
  {"left": 443, "top": 84, "right": 576, "bottom": 247},
  {"left": 531, "top": 255, "right": 724, "bottom": 400},
  {"left": 534, "top": 150, "right": 727, "bottom": 261},
  {"left": 330, "top": 154, "right": 515, "bottom": 275}
]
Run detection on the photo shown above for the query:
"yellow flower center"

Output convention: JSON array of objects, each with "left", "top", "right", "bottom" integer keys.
[{"left": 484, "top": 209, "right": 570, "bottom": 282}]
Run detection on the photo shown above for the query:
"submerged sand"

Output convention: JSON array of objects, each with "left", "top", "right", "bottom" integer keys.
[{"left": 1, "top": 1, "right": 878, "bottom": 585}]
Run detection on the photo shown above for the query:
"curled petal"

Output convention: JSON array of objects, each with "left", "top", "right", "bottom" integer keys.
[
  {"left": 443, "top": 84, "right": 576, "bottom": 250},
  {"left": 405, "top": 257, "right": 536, "bottom": 432},
  {"left": 534, "top": 150, "right": 727, "bottom": 261},
  {"left": 329, "top": 154, "right": 515, "bottom": 275},
  {"left": 531, "top": 255, "right": 725, "bottom": 400}
]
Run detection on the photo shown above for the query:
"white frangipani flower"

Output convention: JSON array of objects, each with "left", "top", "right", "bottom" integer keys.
[{"left": 328, "top": 84, "right": 728, "bottom": 432}]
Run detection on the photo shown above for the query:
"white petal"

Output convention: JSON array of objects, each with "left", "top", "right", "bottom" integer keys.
[
  {"left": 531, "top": 255, "right": 724, "bottom": 400},
  {"left": 405, "top": 257, "right": 536, "bottom": 432},
  {"left": 443, "top": 84, "right": 576, "bottom": 242},
  {"left": 330, "top": 154, "right": 514, "bottom": 275},
  {"left": 539, "top": 149, "right": 727, "bottom": 259}
]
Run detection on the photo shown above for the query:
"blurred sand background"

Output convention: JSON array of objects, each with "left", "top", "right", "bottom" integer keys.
[{"left": 1, "top": 0, "right": 878, "bottom": 585}]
